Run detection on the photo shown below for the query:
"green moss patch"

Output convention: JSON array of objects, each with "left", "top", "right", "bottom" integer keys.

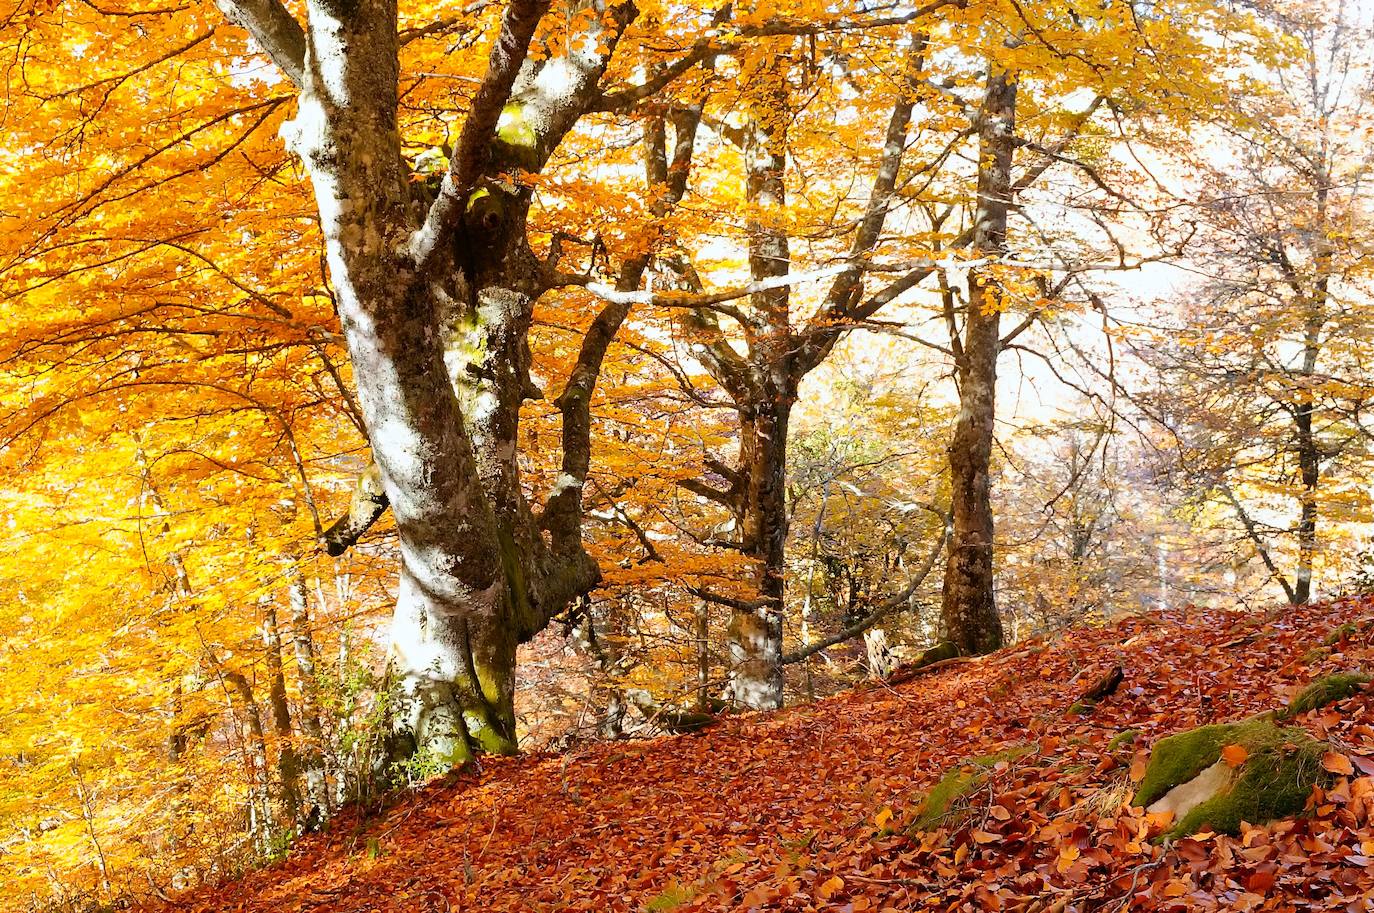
[
  {"left": 1324, "top": 623, "right": 1359, "bottom": 646},
  {"left": 915, "top": 640, "right": 961, "bottom": 668},
  {"left": 911, "top": 745, "right": 1033, "bottom": 830},
  {"left": 1107, "top": 729, "right": 1140, "bottom": 751},
  {"left": 1279, "top": 671, "right": 1370, "bottom": 719},
  {"left": 1134, "top": 720, "right": 1328, "bottom": 839}
]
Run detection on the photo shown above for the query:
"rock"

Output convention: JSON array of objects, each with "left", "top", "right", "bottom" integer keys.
[
  {"left": 1278, "top": 670, "right": 1370, "bottom": 719},
  {"left": 1146, "top": 759, "right": 1235, "bottom": 824},
  {"left": 1134, "top": 720, "right": 1329, "bottom": 839}
]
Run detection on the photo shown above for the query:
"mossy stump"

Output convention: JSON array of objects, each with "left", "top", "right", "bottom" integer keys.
[
  {"left": 910, "top": 745, "right": 1033, "bottom": 830},
  {"left": 1278, "top": 671, "right": 1369, "bottom": 719},
  {"left": 1133, "top": 720, "right": 1328, "bottom": 839}
]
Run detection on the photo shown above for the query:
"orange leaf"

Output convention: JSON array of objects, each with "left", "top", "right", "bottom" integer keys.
[
  {"left": 1221, "top": 744, "right": 1248, "bottom": 767},
  {"left": 1323, "top": 751, "right": 1354, "bottom": 776},
  {"left": 816, "top": 875, "right": 844, "bottom": 900}
]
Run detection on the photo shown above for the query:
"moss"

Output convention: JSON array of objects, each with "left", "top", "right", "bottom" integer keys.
[
  {"left": 911, "top": 745, "right": 1033, "bottom": 830},
  {"left": 1279, "top": 671, "right": 1370, "bottom": 719},
  {"left": 921, "top": 640, "right": 961, "bottom": 664},
  {"left": 1134, "top": 720, "right": 1328, "bottom": 838},
  {"left": 1324, "top": 623, "right": 1359, "bottom": 646},
  {"left": 493, "top": 103, "right": 540, "bottom": 168},
  {"left": 1107, "top": 729, "right": 1140, "bottom": 751},
  {"left": 1300, "top": 646, "right": 1330, "bottom": 664},
  {"left": 495, "top": 103, "right": 537, "bottom": 149},
  {"left": 645, "top": 883, "right": 695, "bottom": 911}
]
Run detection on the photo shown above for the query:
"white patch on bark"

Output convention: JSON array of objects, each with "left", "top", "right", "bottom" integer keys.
[
  {"left": 306, "top": 9, "right": 349, "bottom": 105},
  {"left": 281, "top": 96, "right": 344, "bottom": 238},
  {"left": 550, "top": 472, "right": 582, "bottom": 496}
]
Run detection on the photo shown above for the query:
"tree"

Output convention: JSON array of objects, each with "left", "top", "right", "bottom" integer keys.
[{"left": 1138, "top": 0, "right": 1374, "bottom": 605}]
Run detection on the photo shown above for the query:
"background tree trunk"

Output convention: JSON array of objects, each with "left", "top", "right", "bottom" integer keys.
[
  {"left": 261, "top": 601, "right": 302, "bottom": 826},
  {"left": 941, "top": 67, "right": 1017, "bottom": 656},
  {"left": 285, "top": 567, "right": 331, "bottom": 821}
]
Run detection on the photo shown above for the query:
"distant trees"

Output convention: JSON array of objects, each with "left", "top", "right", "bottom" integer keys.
[{"left": 1140, "top": 0, "right": 1374, "bottom": 605}]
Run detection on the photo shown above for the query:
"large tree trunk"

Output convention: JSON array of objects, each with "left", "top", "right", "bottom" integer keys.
[
  {"left": 940, "top": 68, "right": 1016, "bottom": 656},
  {"left": 729, "top": 397, "right": 791, "bottom": 709},
  {"left": 281, "top": 0, "right": 526, "bottom": 765},
  {"left": 678, "top": 196, "right": 792, "bottom": 713},
  {"left": 724, "top": 61, "right": 793, "bottom": 711},
  {"left": 270, "top": 0, "right": 625, "bottom": 766}
]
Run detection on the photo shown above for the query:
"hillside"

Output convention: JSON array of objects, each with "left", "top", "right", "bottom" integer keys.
[{"left": 151, "top": 599, "right": 1374, "bottom": 913}]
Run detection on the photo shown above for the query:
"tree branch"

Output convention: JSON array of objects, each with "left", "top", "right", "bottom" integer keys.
[
  {"left": 782, "top": 513, "right": 949, "bottom": 664},
  {"left": 321, "top": 463, "right": 389, "bottom": 556},
  {"left": 409, "top": 0, "right": 551, "bottom": 272},
  {"left": 213, "top": 0, "right": 307, "bottom": 88}
]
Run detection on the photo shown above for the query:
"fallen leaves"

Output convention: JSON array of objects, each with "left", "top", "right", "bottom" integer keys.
[
  {"left": 1323, "top": 751, "right": 1355, "bottom": 776},
  {"left": 151, "top": 598, "right": 1374, "bottom": 913}
]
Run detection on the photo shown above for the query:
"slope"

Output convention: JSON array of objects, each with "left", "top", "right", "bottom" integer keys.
[{"left": 151, "top": 598, "right": 1374, "bottom": 913}]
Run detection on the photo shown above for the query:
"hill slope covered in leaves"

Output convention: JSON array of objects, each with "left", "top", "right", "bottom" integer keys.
[{"left": 155, "top": 599, "right": 1374, "bottom": 913}]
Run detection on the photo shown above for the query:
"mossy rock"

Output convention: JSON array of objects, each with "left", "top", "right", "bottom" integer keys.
[
  {"left": 1278, "top": 671, "right": 1370, "bottom": 719},
  {"left": 1134, "top": 720, "right": 1328, "bottom": 839},
  {"left": 911, "top": 745, "right": 1034, "bottom": 830},
  {"left": 915, "top": 640, "right": 961, "bottom": 668}
]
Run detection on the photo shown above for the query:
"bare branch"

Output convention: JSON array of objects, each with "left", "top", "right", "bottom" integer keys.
[
  {"left": 321, "top": 463, "right": 389, "bottom": 556},
  {"left": 782, "top": 513, "right": 950, "bottom": 664}
]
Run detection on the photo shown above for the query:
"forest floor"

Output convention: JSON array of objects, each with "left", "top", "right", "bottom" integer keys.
[{"left": 158, "top": 598, "right": 1374, "bottom": 913}]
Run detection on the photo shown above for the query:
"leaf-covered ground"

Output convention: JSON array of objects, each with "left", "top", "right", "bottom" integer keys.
[{"left": 158, "top": 598, "right": 1374, "bottom": 912}]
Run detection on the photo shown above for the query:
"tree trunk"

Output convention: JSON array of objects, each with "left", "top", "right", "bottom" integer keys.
[
  {"left": 278, "top": 0, "right": 609, "bottom": 766},
  {"left": 285, "top": 566, "right": 331, "bottom": 819},
  {"left": 1294, "top": 396, "right": 1319, "bottom": 605},
  {"left": 941, "top": 67, "right": 1017, "bottom": 656},
  {"left": 695, "top": 599, "right": 712, "bottom": 711},
  {"left": 1292, "top": 177, "right": 1329, "bottom": 606},
  {"left": 864, "top": 628, "right": 896, "bottom": 680},
  {"left": 222, "top": 670, "right": 274, "bottom": 850},
  {"left": 725, "top": 63, "right": 793, "bottom": 711},
  {"left": 261, "top": 600, "right": 302, "bottom": 826},
  {"left": 729, "top": 397, "right": 791, "bottom": 709}
]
